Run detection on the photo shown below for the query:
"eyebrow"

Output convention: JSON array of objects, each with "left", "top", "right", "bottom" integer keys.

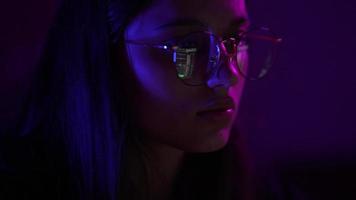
[{"left": 155, "top": 17, "right": 249, "bottom": 30}]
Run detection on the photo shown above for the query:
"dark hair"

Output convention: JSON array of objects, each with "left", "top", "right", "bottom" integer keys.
[{"left": 1, "top": 0, "right": 252, "bottom": 200}]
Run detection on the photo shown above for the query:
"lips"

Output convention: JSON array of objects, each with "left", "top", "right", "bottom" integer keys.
[{"left": 196, "top": 97, "right": 236, "bottom": 116}]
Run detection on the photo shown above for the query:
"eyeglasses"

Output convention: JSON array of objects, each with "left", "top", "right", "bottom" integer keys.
[{"left": 125, "top": 27, "right": 282, "bottom": 86}]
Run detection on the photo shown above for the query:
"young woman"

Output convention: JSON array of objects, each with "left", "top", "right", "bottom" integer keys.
[{"left": 0, "top": 0, "right": 281, "bottom": 199}]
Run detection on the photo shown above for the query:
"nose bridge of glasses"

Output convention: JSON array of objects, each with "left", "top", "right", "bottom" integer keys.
[
  {"left": 220, "top": 38, "right": 238, "bottom": 57},
  {"left": 206, "top": 38, "right": 239, "bottom": 88},
  {"left": 212, "top": 37, "right": 239, "bottom": 75}
]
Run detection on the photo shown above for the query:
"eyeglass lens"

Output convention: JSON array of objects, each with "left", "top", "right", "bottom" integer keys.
[{"left": 172, "top": 29, "right": 280, "bottom": 85}]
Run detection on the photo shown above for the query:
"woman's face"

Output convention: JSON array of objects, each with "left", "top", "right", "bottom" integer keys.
[{"left": 124, "top": 0, "right": 249, "bottom": 153}]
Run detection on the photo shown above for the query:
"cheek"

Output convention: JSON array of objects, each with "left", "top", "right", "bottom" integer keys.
[
  {"left": 229, "top": 75, "right": 245, "bottom": 117},
  {"left": 134, "top": 86, "right": 200, "bottom": 152},
  {"left": 126, "top": 44, "right": 197, "bottom": 134},
  {"left": 126, "top": 45, "right": 180, "bottom": 101}
]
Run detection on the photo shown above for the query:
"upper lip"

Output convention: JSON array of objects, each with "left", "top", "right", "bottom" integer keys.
[{"left": 196, "top": 97, "right": 236, "bottom": 115}]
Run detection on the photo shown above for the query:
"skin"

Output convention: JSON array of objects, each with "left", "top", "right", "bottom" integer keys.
[{"left": 122, "top": 0, "right": 249, "bottom": 199}]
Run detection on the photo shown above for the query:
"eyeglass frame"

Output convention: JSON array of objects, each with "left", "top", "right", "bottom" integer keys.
[{"left": 124, "top": 26, "right": 282, "bottom": 86}]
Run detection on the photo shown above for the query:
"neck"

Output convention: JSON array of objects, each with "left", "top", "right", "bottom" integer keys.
[{"left": 143, "top": 139, "right": 185, "bottom": 200}]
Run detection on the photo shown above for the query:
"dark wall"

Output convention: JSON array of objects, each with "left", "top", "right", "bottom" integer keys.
[
  {"left": 0, "top": 0, "right": 59, "bottom": 131},
  {"left": 237, "top": 0, "right": 356, "bottom": 198},
  {"left": 239, "top": 0, "right": 356, "bottom": 163}
]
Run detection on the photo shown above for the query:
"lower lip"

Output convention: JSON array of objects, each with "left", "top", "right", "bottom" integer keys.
[{"left": 196, "top": 108, "right": 235, "bottom": 122}]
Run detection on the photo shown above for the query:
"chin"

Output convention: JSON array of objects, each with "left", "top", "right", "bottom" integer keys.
[{"left": 186, "top": 127, "right": 231, "bottom": 153}]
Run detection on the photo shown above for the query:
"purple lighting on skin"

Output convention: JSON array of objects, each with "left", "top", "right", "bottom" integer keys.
[
  {"left": 230, "top": 62, "right": 239, "bottom": 76},
  {"left": 173, "top": 51, "right": 177, "bottom": 63}
]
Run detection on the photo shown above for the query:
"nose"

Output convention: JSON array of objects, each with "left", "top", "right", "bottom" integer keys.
[{"left": 206, "top": 52, "right": 239, "bottom": 89}]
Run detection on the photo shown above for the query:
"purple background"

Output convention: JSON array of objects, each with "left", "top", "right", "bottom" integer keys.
[
  {"left": 1, "top": 0, "right": 356, "bottom": 198},
  {"left": 0, "top": 0, "right": 59, "bottom": 130},
  {"left": 237, "top": 0, "right": 356, "bottom": 197},
  {"left": 239, "top": 0, "right": 356, "bottom": 164}
]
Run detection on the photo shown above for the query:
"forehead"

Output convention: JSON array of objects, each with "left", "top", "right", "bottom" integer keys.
[{"left": 126, "top": 0, "right": 248, "bottom": 38}]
